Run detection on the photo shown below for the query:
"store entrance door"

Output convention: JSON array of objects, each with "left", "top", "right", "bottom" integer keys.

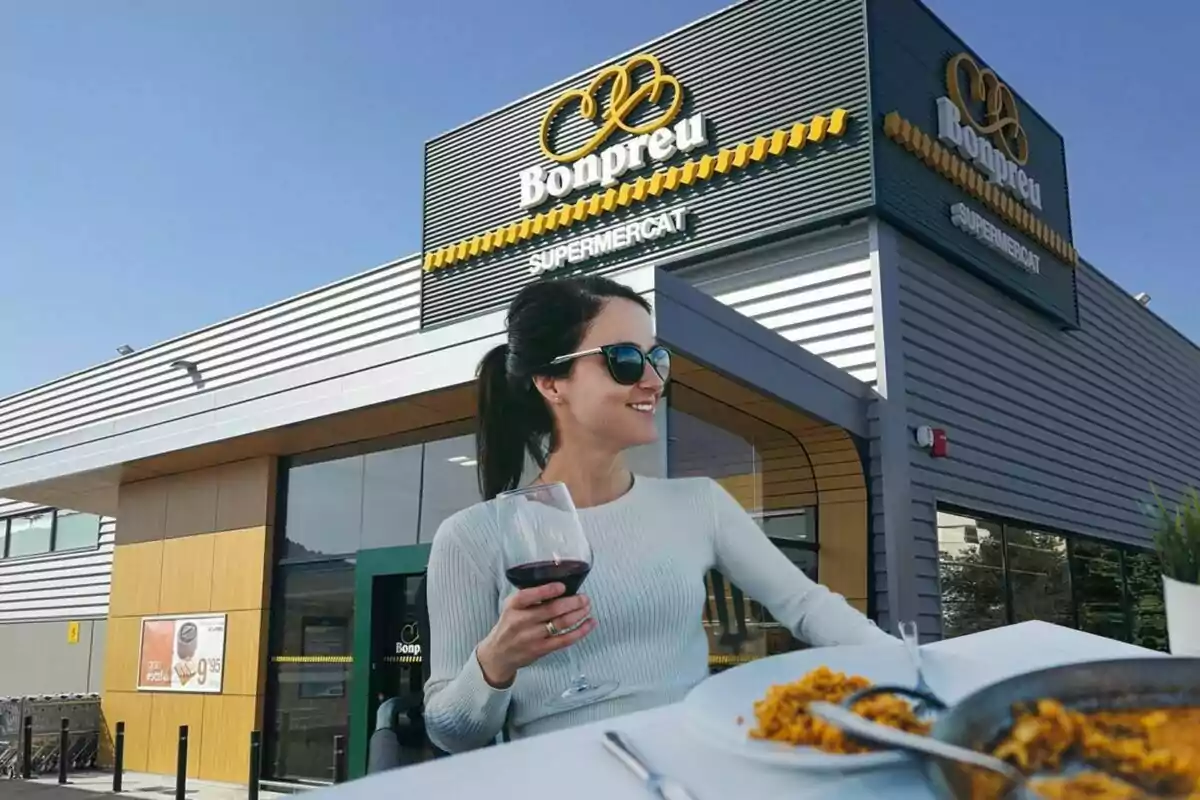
[{"left": 349, "top": 545, "right": 433, "bottom": 778}]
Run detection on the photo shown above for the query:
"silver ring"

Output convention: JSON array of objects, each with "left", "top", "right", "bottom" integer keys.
[{"left": 545, "top": 620, "right": 559, "bottom": 637}]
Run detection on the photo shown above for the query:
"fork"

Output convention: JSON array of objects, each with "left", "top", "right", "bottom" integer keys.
[{"left": 898, "top": 620, "right": 938, "bottom": 713}]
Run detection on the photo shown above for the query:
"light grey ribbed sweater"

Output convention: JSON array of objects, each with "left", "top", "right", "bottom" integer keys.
[{"left": 422, "top": 475, "right": 897, "bottom": 753}]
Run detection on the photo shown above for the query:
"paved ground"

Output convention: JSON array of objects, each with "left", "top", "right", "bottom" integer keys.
[
  {"left": 0, "top": 782, "right": 113, "bottom": 799},
  {"left": 1, "top": 772, "right": 292, "bottom": 800}
]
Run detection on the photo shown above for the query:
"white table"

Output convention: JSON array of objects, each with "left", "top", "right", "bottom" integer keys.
[{"left": 318, "top": 622, "right": 1163, "bottom": 799}]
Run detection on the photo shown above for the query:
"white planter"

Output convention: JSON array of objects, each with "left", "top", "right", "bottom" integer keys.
[{"left": 1163, "top": 575, "right": 1200, "bottom": 657}]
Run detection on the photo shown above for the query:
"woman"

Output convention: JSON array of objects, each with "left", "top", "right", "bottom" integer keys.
[{"left": 423, "top": 275, "right": 896, "bottom": 754}]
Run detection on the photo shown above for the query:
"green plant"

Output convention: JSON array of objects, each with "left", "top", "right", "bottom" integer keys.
[{"left": 1146, "top": 485, "right": 1200, "bottom": 585}]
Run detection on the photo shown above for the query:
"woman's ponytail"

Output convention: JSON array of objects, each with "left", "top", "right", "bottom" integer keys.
[{"left": 475, "top": 343, "right": 530, "bottom": 500}]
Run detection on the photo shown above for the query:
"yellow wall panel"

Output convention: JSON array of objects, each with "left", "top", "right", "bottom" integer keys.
[
  {"left": 147, "top": 694, "right": 206, "bottom": 777},
  {"left": 98, "top": 691, "right": 152, "bottom": 772},
  {"left": 108, "top": 541, "right": 163, "bottom": 618},
  {"left": 199, "top": 695, "right": 258, "bottom": 783},
  {"left": 159, "top": 535, "right": 215, "bottom": 614},
  {"left": 103, "top": 616, "right": 144, "bottom": 693},
  {"left": 221, "top": 609, "right": 265, "bottom": 697},
  {"left": 209, "top": 527, "right": 269, "bottom": 612},
  {"left": 818, "top": 501, "right": 868, "bottom": 602}
]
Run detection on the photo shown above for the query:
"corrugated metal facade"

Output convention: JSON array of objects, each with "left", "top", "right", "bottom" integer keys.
[
  {"left": 420, "top": 0, "right": 874, "bottom": 327},
  {"left": 0, "top": 257, "right": 421, "bottom": 453},
  {"left": 890, "top": 234, "right": 1200, "bottom": 637},
  {"left": 672, "top": 223, "right": 877, "bottom": 384},
  {"left": 0, "top": 499, "right": 116, "bottom": 623},
  {"left": 868, "top": 0, "right": 1079, "bottom": 327}
]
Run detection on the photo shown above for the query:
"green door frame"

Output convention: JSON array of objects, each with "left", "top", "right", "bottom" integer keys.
[{"left": 348, "top": 543, "right": 431, "bottom": 779}]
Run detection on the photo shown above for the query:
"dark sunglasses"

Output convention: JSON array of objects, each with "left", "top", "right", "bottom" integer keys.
[{"left": 549, "top": 343, "right": 671, "bottom": 386}]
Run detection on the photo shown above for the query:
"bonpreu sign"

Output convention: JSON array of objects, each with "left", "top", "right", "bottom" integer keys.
[
  {"left": 419, "top": 0, "right": 875, "bottom": 327},
  {"left": 869, "top": 0, "right": 1078, "bottom": 327},
  {"left": 418, "top": 0, "right": 1078, "bottom": 329}
]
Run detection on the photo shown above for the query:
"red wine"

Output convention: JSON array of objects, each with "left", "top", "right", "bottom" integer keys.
[{"left": 505, "top": 559, "right": 591, "bottom": 596}]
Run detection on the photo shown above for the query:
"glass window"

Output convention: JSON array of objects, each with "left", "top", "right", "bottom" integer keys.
[
  {"left": 937, "top": 511, "right": 1007, "bottom": 638},
  {"left": 54, "top": 511, "right": 102, "bottom": 552},
  {"left": 936, "top": 506, "right": 1168, "bottom": 653},
  {"left": 283, "top": 456, "right": 365, "bottom": 561},
  {"left": 1124, "top": 550, "right": 1169, "bottom": 653},
  {"left": 7, "top": 513, "right": 54, "bottom": 558},
  {"left": 668, "top": 387, "right": 824, "bottom": 669},
  {"left": 1071, "top": 539, "right": 1127, "bottom": 641},
  {"left": 1, "top": 519, "right": 7, "bottom": 557},
  {"left": 761, "top": 511, "right": 816, "bottom": 544},
  {"left": 267, "top": 560, "right": 355, "bottom": 782},
  {"left": 361, "top": 446, "right": 422, "bottom": 550},
  {"left": 418, "top": 435, "right": 482, "bottom": 543},
  {"left": 1006, "top": 527, "right": 1073, "bottom": 627}
]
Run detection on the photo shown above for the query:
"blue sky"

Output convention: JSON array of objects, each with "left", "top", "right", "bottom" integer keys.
[{"left": 1, "top": 0, "right": 1195, "bottom": 397}]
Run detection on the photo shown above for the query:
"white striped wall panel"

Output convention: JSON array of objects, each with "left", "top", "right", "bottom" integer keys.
[
  {"left": 0, "top": 502, "right": 115, "bottom": 623},
  {"left": 673, "top": 224, "right": 878, "bottom": 385},
  {"left": 0, "top": 256, "right": 422, "bottom": 452}
]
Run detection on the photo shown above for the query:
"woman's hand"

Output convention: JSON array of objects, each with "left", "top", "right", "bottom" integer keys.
[{"left": 475, "top": 582, "right": 595, "bottom": 688}]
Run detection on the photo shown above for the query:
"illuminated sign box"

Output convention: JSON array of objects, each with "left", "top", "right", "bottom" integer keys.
[
  {"left": 419, "top": 0, "right": 875, "bottom": 327},
  {"left": 418, "top": 0, "right": 1079, "bottom": 329}
]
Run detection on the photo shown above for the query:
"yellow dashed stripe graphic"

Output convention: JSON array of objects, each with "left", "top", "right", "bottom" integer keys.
[
  {"left": 270, "top": 655, "right": 352, "bottom": 664},
  {"left": 423, "top": 109, "right": 851, "bottom": 273},
  {"left": 882, "top": 111, "right": 1078, "bottom": 266}
]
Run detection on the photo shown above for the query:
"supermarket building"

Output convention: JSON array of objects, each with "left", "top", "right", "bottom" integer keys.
[{"left": 1, "top": 0, "right": 1198, "bottom": 786}]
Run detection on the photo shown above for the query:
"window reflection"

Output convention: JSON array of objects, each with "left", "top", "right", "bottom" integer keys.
[
  {"left": 1071, "top": 539, "right": 1127, "bottom": 641},
  {"left": 361, "top": 447, "right": 422, "bottom": 550},
  {"left": 1125, "top": 550, "right": 1169, "bottom": 653},
  {"left": 1007, "top": 528, "right": 1072, "bottom": 627},
  {"left": 55, "top": 511, "right": 102, "bottom": 552},
  {"left": 936, "top": 507, "right": 1168, "bottom": 652},
  {"left": 284, "top": 457, "right": 364, "bottom": 560},
  {"left": 7, "top": 513, "right": 54, "bottom": 558},
  {"left": 937, "top": 511, "right": 1007, "bottom": 638},
  {"left": 667, "top": 386, "right": 819, "bottom": 669},
  {"left": 419, "top": 436, "right": 482, "bottom": 543},
  {"left": 267, "top": 561, "right": 355, "bottom": 783}
]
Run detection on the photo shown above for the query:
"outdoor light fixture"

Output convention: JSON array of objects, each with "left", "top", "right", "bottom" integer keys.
[
  {"left": 116, "top": 345, "right": 135, "bottom": 356},
  {"left": 1133, "top": 292, "right": 1151, "bottom": 307}
]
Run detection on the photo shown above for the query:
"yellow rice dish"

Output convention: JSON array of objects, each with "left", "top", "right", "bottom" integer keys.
[
  {"left": 747, "top": 665, "right": 930, "bottom": 754},
  {"left": 975, "top": 700, "right": 1200, "bottom": 799}
]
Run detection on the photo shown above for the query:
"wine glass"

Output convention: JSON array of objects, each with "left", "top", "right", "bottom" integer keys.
[{"left": 494, "top": 482, "right": 617, "bottom": 708}]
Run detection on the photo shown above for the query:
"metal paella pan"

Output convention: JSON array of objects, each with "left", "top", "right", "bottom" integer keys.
[{"left": 921, "top": 657, "right": 1200, "bottom": 799}]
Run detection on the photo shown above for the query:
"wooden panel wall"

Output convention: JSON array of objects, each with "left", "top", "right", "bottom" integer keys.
[{"left": 100, "top": 457, "right": 275, "bottom": 783}]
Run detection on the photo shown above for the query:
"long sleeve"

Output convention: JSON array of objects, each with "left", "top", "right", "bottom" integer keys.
[
  {"left": 422, "top": 517, "right": 512, "bottom": 753},
  {"left": 706, "top": 479, "right": 898, "bottom": 647}
]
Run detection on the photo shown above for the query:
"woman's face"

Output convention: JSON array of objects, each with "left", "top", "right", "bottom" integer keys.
[{"left": 538, "top": 297, "right": 664, "bottom": 452}]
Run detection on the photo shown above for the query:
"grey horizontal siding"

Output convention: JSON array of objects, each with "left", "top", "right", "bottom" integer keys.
[
  {"left": 673, "top": 223, "right": 878, "bottom": 384},
  {"left": 895, "top": 235, "right": 1200, "bottom": 637},
  {"left": 0, "top": 257, "right": 421, "bottom": 453},
  {"left": 0, "top": 505, "right": 114, "bottom": 623},
  {"left": 421, "top": 0, "right": 873, "bottom": 327}
]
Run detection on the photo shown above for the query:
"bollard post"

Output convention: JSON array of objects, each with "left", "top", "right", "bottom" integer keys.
[
  {"left": 58, "top": 718, "right": 70, "bottom": 784},
  {"left": 247, "top": 731, "right": 261, "bottom": 800},
  {"left": 21, "top": 715, "right": 32, "bottom": 780},
  {"left": 113, "top": 721, "right": 126, "bottom": 793},
  {"left": 332, "top": 734, "right": 347, "bottom": 784},
  {"left": 175, "top": 725, "right": 188, "bottom": 800}
]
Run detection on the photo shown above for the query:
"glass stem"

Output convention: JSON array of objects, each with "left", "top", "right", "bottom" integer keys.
[{"left": 563, "top": 632, "right": 589, "bottom": 693}]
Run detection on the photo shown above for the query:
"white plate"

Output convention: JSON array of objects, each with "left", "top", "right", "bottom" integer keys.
[{"left": 682, "top": 644, "right": 924, "bottom": 770}]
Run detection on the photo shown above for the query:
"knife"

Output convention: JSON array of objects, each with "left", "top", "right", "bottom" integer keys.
[{"left": 602, "top": 730, "right": 700, "bottom": 800}]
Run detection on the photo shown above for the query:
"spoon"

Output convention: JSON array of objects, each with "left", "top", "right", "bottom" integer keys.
[{"left": 807, "top": 701, "right": 1032, "bottom": 798}]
